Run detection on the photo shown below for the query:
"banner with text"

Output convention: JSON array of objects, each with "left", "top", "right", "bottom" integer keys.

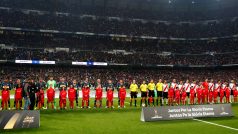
[
  {"left": 141, "top": 104, "right": 233, "bottom": 122},
  {"left": 0, "top": 110, "right": 40, "bottom": 129}
]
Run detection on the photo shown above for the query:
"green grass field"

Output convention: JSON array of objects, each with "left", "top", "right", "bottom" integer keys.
[{"left": 1, "top": 98, "right": 238, "bottom": 134}]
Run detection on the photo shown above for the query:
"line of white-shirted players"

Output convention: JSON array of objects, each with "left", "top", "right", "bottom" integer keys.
[{"left": 130, "top": 79, "right": 238, "bottom": 107}]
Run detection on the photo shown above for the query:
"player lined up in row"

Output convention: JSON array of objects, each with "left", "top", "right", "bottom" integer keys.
[{"left": 0, "top": 77, "right": 237, "bottom": 110}]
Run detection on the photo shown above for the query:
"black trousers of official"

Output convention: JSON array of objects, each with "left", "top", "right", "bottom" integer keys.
[{"left": 29, "top": 94, "right": 36, "bottom": 110}]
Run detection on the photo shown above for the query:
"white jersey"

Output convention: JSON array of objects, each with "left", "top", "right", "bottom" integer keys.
[
  {"left": 229, "top": 83, "right": 236, "bottom": 90},
  {"left": 208, "top": 82, "right": 214, "bottom": 91},
  {"left": 222, "top": 84, "right": 227, "bottom": 89},
  {"left": 190, "top": 83, "right": 197, "bottom": 92},
  {"left": 178, "top": 84, "right": 184, "bottom": 91},
  {"left": 215, "top": 83, "right": 221, "bottom": 91},
  {"left": 163, "top": 84, "right": 169, "bottom": 92},
  {"left": 170, "top": 82, "right": 177, "bottom": 89},
  {"left": 184, "top": 83, "right": 190, "bottom": 93}
]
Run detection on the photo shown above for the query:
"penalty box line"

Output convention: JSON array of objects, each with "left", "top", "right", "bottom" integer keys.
[{"left": 193, "top": 118, "right": 238, "bottom": 131}]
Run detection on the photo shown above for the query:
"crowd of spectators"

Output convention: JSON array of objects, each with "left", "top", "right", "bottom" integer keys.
[
  {"left": 0, "top": 47, "right": 237, "bottom": 65},
  {"left": 0, "top": 31, "right": 238, "bottom": 54},
  {"left": 0, "top": 31, "right": 237, "bottom": 65},
  {"left": 1, "top": 0, "right": 238, "bottom": 21},
  {"left": 0, "top": 65, "right": 237, "bottom": 87},
  {"left": 0, "top": 8, "right": 238, "bottom": 38}
]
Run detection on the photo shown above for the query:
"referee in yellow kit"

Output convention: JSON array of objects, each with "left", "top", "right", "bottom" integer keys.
[
  {"left": 148, "top": 79, "right": 156, "bottom": 106},
  {"left": 130, "top": 80, "right": 138, "bottom": 107},
  {"left": 140, "top": 80, "right": 148, "bottom": 107},
  {"left": 156, "top": 79, "right": 163, "bottom": 106}
]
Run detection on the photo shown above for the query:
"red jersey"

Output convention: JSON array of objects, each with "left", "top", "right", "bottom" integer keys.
[
  {"left": 107, "top": 89, "right": 114, "bottom": 101},
  {"left": 203, "top": 82, "right": 209, "bottom": 91},
  {"left": 209, "top": 90, "right": 213, "bottom": 98},
  {"left": 213, "top": 89, "right": 219, "bottom": 98},
  {"left": 225, "top": 87, "right": 230, "bottom": 97},
  {"left": 196, "top": 88, "right": 203, "bottom": 98},
  {"left": 220, "top": 88, "right": 225, "bottom": 97},
  {"left": 2, "top": 89, "right": 9, "bottom": 101},
  {"left": 95, "top": 87, "right": 103, "bottom": 100},
  {"left": 202, "top": 89, "right": 207, "bottom": 97},
  {"left": 68, "top": 88, "right": 76, "bottom": 100},
  {"left": 47, "top": 88, "right": 55, "bottom": 99},
  {"left": 60, "top": 90, "right": 67, "bottom": 100},
  {"left": 119, "top": 88, "right": 126, "bottom": 100},
  {"left": 82, "top": 87, "right": 90, "bottom": 99},
  {"left": 175, "top": 90, "right": 180, "bottom": 99},
  {"left": 168, "top": 88, "right": 174, "bottom": 97},
  {"left": 233, "top": 90, "right": 238, "bottom": 97},
  {"left": 15, "top": 87, "right": 23, "bottom": 100},
  {"left": 190, "top": 88, "right": 195, "bottom": 97},
  {"left": 181, "top": 91, "right": 187, "bottom": 100},
  {"left": 39, "top": 89, "right": 44, "bottom": 101}
]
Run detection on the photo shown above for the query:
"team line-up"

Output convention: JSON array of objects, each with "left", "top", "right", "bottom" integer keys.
[{"left": 1, "top": 77, "right": 238, "bottom": 110}]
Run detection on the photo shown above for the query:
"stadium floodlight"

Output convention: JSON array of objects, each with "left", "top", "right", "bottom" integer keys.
[
  {"left": 168, "top": 0, "right": 172, "bottom": 4},
  {"left": 192, "top": 1, "right": 195, "bottom": 4}
]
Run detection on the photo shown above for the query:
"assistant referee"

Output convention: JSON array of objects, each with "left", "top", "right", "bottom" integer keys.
[
  {"left": 148, "top": 79, "right": 155, "bottom": 106},
  {"left": 130, "top": 80, "right": 138, "bottom": 107}
]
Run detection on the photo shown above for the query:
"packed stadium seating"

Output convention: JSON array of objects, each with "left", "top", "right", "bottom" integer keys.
[
  {"left": 0, "top": 8, "right": 238, "bottom": 38},
  {"left": 0, "top": 65, "right": 237, "bottom": 87},
  {"left": 0, "top": 0, "right": 237, "bottom": 85}
]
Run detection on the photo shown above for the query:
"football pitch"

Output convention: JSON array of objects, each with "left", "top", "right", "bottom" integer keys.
[{"left": 1, "top": 98, "right": 238, "bottom": 134}]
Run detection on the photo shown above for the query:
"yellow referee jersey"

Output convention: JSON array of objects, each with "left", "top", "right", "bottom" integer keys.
[
  {"left": 140, "top": 84, "right": 148, "bottom": 92},
  {"left": 130, "top": 84, "right": 138, "bottom": 92},
  {"left": 148, "top": 83, "right": 155, "bottom": 91},
  {"left": 156, "top": 82, "right": 163, "bottom": 91}
]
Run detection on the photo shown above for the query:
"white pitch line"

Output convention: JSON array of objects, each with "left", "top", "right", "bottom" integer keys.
[{"left": 193, "top": 118, "right": 238, "bottom": 131}]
